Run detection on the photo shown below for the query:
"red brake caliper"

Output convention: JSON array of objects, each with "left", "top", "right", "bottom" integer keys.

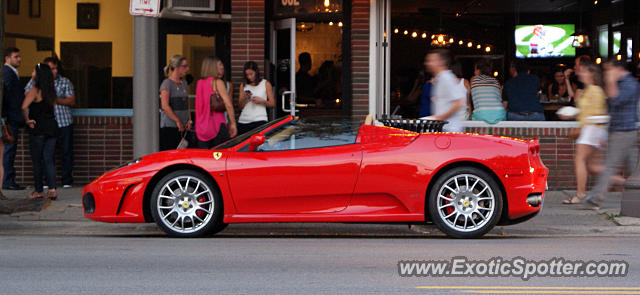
[
  {"left": 444, "top": 193, "right": 454, "bottom": 216},
  {"left": 196, "top": 197, "right": 206, "bottom": 219}
]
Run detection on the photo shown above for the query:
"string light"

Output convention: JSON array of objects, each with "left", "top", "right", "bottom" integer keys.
[
  {"left": 329, "top": 21, "right": 334, "bottom": 26},
  {"left": 467, "top": 42, "right": 473, "bottom": 47},
  {"left": 403, "top": 30, "right": 409, "bottom": 35},
  {"left": 485, "top": 46, "right": 491, "bottom": 53},
  {"left": 596, "top": 57, "right": 602, "bottom": 64},
  {"left": 476, "top": 44, "right": 482, "bottom": 49},
  {"left": 449, "top": 38, "right": 454, "bottom": 43},
  {"left": 411, "top": 32, "right": 417, "bottom": 38},
  {"left": 458, "top": 40, "right": 464, "bottom": 45},
  {"left": 338, "top": 21, "right": 343, "bottom": 27},
  {"left": 393, "top": 28, "right": 398, "bottom": 34},
  {"left": 421, "top": 33, "right": 427, "bottom": 39},
  {"left": 493, "top": 71, "right": 499, "bottom": 77}
]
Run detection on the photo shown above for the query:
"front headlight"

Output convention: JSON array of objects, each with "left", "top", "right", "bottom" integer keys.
[{"left": 118, "top": 158, "right": 142, "bottom": 169}]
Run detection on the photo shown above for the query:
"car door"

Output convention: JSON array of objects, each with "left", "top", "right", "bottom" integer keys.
[{"left": 226, "top": 120, "right": 362, "bottom": 214}]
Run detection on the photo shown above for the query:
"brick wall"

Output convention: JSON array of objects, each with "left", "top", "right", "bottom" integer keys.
[
  {"left": 230, "top": 0, "right": 265, "bottom": 93},
  {"left": 12, "top": 116, "right": 133, "bottom": 187},
  {"left": 351, "top": 0, "right": 370, "bottom": 119}
]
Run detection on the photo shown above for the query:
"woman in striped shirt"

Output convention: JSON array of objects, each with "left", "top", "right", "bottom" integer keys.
[{"left": 470, "top": 60, "right": 506, "bottom": 124}]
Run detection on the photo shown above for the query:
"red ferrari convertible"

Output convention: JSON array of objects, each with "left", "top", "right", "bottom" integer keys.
[{"left": 83, "top": 116, "right": 547, "bottom": 238}]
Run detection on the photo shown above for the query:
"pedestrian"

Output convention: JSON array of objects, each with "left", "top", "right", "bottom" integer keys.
[
  {"left": 22, "top": 63, "right": 59, "bottom": 200},
  {"left": 195, "top": 57, "right": 237, "bottom": 149},
  {"left": 425, "top": 49, "right": 466, "bottom": 132},
  {"left": 25, "top": 57, "right": 75, "bottom": 188},
  {"left": 159, "top": 55, "right": 192, "bottom": 151},
  {"left": 503, "top": 61, "right": 545, "bottom": 121},
  {"left": 561, "top": 63, "right": 607, "bottom": 204},
  {"left": 2, "top": 47, "right": 26, "bottom": 190},
  {"left": 215, "top": 57, "right": 233, "bottom": 124},
  {"left": 451, "top": 61, "right": 471, "bottom": 119},
  {"left": 237, "top": 61, "right": 275, "bottom": 135},
  {"left": 584, "top": 60, "right": 640, "bottom": 209},
  {"left": 470, "top": 59, "right": 506, "bottom": 124}
]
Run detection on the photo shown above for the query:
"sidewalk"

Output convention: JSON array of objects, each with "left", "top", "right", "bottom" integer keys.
[{"left": 1, "top": 188, "right": 639, "bottom": 237}]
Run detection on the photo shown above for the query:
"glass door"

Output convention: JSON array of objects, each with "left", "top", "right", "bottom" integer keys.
[{"left": 271, "top": 18, "right": 297, "bottom": 117}]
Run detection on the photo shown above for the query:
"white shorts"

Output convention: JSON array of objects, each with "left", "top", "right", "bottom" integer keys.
[{"left": 576, "top": 125, "right": 607, "bottom": 148}]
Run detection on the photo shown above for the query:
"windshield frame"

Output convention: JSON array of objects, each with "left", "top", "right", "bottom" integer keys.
[{"left": 211, "top": 116, "right": 292, "bottom": 150}]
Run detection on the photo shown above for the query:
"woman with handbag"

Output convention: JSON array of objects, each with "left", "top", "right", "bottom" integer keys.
[
  {"left": 159, "top": 55, "right": 192, "bottom": 151},
  {"left": 561, "top": 63, "right": 608, "bottom": 204},
  {"left": 237, "top": 61, "right": 275, "bottom": 135},
  {"left": 195, "top": 57, "right": 237, "bottom": 149},
  {"left": 22, "top": 64, "right": 60, "bottom": 200}
]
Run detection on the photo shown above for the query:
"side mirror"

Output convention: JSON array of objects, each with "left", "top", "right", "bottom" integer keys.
[{"left": 248, "top": 134, "right": 265, "bottom": 152}]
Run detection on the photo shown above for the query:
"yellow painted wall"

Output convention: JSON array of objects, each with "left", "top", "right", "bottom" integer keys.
[
  {"left": 14, "top": 38, "right": 51, "bottom": 76},
  {"left": 54, "top": 0, "right": 133, "bottom": 77},
  {"left": 5, "top": 0, "right": 55, "bottom": 38},
  {"left": 296, "top": 23, "right": 342, "bottom": 74}
]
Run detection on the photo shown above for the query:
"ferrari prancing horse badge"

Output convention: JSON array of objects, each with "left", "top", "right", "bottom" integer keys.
[{"left": 213, "top": 152, "right": 222, "bottom": 160}]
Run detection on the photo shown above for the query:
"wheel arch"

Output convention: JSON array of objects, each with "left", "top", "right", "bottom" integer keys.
[
  {"left": 424, "top": 161, "right": 508, "bottom": 224},
  {"left": 142, "top": 164, "right": 222, "bottom": 223}
]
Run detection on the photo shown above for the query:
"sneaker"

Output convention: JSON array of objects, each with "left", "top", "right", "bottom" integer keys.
[
  {"left": 584, "top": 199, "right": 601, "bottom": 210},
  {"left": 63, "top": 185, "right": 72, "bottom": 189}
]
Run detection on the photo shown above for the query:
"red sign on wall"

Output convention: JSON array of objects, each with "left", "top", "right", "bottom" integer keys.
[{"left": 130, "top": 0, "right": 161, "bottom": 17}]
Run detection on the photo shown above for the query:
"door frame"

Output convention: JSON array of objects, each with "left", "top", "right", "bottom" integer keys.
[{"left": 270, "top": 18, "right": 297, "bottom": 117}]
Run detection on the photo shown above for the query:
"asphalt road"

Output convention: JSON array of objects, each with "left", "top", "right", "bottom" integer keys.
[{"left": 0, "top": 235, "right": 638, "bottom": 294}]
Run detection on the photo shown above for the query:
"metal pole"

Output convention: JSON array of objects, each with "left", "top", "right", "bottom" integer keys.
[{"left": 133, "top": 16, "right": 159, "bottom": 157}]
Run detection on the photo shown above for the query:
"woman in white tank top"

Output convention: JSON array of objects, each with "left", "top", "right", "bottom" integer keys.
[{"left": 238, "top": 61, "right": 275, "bottom": 135}]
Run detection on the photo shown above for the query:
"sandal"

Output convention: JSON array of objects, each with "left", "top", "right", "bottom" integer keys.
[
  {"left": 47, "top": 189, "right": 58, "bottom": 201},
  {"left": 27, "top": 191, "right": 45, "bottom": 199},
  {"left": 562, "top": 195, "right": 584, "bottom": 204}
]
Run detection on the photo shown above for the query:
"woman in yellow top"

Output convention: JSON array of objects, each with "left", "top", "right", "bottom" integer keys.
[{"left": 563, "top": 63, "right": 608, "bottom": 204}]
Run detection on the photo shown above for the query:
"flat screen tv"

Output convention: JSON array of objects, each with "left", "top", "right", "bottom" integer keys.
[{"left": 515, "top": 24, "right": 576, "bottom": 58}]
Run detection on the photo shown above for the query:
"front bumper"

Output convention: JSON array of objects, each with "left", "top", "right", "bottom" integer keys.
[{"left": 82, "top": 171, "right": 154, "bottom": 223}]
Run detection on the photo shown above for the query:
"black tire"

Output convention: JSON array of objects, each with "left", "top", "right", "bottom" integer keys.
[
  {"left": 428, "top": 167, "right": 502, "bottom": 238},
  {"left": 150, "top": 170, "right": 224, "bottom": 238}
]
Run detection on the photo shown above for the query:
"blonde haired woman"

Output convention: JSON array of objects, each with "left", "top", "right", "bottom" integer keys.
[
  {"left": 195, "top": 57, "right": 237, "bottom": 148},
  {"left": 159, "top": 55, "right": 191, "bottom": 150}
]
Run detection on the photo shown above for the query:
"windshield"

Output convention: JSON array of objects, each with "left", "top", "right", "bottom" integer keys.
[{"left": 212, "top": 116, "right": 290, "bottom": 150}]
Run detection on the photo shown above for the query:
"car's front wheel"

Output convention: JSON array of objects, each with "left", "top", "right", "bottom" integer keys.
[
  {"left": 150, "top": 170, "right": 224, "bottom": 238},
  {"left": 428, "top": 167, "right": 502, "bottom": 238}
]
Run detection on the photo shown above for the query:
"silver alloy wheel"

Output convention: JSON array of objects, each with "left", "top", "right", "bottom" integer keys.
[
  {"left": 436, "top": 173, "right": 495, "bottom": 232},
  {"left": 156, "top": 175, "right": 215, "bottom": 234}
]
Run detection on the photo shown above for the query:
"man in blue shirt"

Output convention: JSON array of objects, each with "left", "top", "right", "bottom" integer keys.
[
  {"left": 585, "top": 60, "right": 640, "bottom": 209},
  {"left": 503, "top": 61, "right": 545, "bottom": 121}
]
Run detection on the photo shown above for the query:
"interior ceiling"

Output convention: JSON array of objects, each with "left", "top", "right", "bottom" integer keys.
[{"left": 392, "top": 0, "right": 580, "bottom": 15}]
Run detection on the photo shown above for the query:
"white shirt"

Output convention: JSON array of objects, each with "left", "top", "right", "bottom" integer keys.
[
  {"left": 239, "top": 79, "right": 269, "bottom": 124},
  {"left": 432, "top": 70, "right": 467, "bottom": 132},
  {"left": 4, "top": 63, "right": 18, "bottom": 77}
]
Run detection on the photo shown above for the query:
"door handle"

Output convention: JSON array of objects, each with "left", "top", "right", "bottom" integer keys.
[{"left": 282, "top": 90, "right": 293, "bottom": 112}]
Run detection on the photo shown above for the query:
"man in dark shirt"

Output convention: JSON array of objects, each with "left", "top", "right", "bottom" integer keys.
[
  {"left": 585, "top": 60, "right": 640, "bottom": 209},
  {"left": 502, "top": 61, "right": 545, "bottom": 121},
  {"left": 295, "top": 52, "right": 318, "bottom": 105},
  {"left": 2, "top": 47, "right": 26, "bottom": 190},
  {"left": 564, "top": 55, "right": 591, "bottom": 100}
]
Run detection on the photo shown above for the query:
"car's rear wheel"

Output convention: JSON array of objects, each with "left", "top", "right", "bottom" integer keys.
[
  {"left": 150, "top": 170, "right": 224, "bottom": 238},
  {"left": 428, "top": 167, "right": 502, "bottom": 238}
]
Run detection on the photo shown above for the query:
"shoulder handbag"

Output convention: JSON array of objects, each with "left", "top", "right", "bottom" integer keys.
[
  {"left": 210, "top": 78, "right": 226, "bottom": 112},
  {"left": 1, "top": 118, "right": 15, "bottom": 144}
]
